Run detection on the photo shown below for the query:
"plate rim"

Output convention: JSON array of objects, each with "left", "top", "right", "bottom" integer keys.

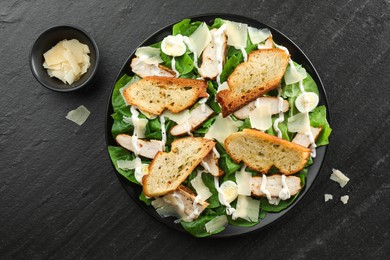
[{"left": 104, "top": 13, "right": 330, "bottom": 238}]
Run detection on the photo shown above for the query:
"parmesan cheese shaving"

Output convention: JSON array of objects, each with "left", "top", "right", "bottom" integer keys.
[
  {"left": 235, "top": 166, "right": 252, "bottom": 196},
  {"left": 284, "top": 62, "right": 307, "bottom": 85},
  {"left": 43, "top": 39, "right": 91, "bottom": 85},
  {"left": 287, "top": 112, "right": 311, "bottom": 134},
  {"left": 205, "top": 215, "right": 228, "bottom": 233},
  {"left": 162, "top": 109, "right": 191, "bottom": 125},
  {"left": 249, "top": 98, "right": 273, "bottom": 131},
  {"left": 223, "top": 20, "right": 248, "bottom": 49},
  {"left": 117, "top": 159, "right": 137, "bottom": 170},
  {"left": 135, "top": 46, "right": 163, "bottom": 64},
  {"left": 248, "top": 27, "right": 272, "bottom": 44},
  {"left": 205, "top": 115, "right": 242, "bottom": 144},
  {"left": 188, "top": 22, "right": 212, "bottom": 58},
  {"left": 330, "top": 169, "right": 350, "bottom": 188},
  {"left": 65, "top": 105, "right": 90, "bottom": 126},
  {"left": 232, "top": 195, "right": 259, "bottom": 222},
  {"left": 190, "top": 171, "right": 213, "bottom": 201}
]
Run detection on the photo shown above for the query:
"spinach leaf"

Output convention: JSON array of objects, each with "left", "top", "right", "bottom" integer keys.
[
  {"left": 219, "top": 154, "right": 241, "bottom": 182},
  {"left": 194, "top": 115, "right": 217, "bottom": 135},
  {"left": 107, "top": 146, "right": 138, "bottom": 184},
  {"left": 139, "top": 192, "right": 153, "bottom": 205},
  {"left": 206, "top": 81, "right": 222, "bottom": 113},
  {"left": 309, "top": 106, "right": 332, "bottom": 146},
  {"left": 111, "top": 106, "right": 133, "bottom": 138},
  {"left": 175, "top": 53, "right": 195, "bottom": 75},
  {"left": 172, "top": 19, "right": 201, "bottom": 36},
  {"left": 266, "top": 116, "right": 291, "bottom": 141},
  {"left": 112, "top": 74, "right": 132, "bottom": 112},
  {"left": 180, "top": 211, "right": 225, "bottom": 237},
  {"left": 238, "top": 118, "right": 251, "bottom": 131},
  {"left": 160, "top": 51, "right": 195, "bottom": 76},
  {"left": 220, "top": 54, "right": 241, "bottom": 83},
  {"left": 202, "top": 173, "right": 220, "bottom": 208},
  {"left": 144, "top": 117, "right": 175, "bottom": 149},
  {"left": 209, "top": 18, "right": 223, "bottom": 29},
  {"left": 144, "top": 117, "right": 162, "bottom": 139}
]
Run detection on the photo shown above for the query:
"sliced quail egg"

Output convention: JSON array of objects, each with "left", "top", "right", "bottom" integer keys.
[
  {"left": 295, "top": 92, "right": 319, "bottom": 113},
  {"left": 161, "top": 35, "right": 186, "bottom": 57},
  {"left": 219, "top": 180, "right": 239, "bottom": 204}
]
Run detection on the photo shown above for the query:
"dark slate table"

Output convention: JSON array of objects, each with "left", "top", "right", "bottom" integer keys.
[{"left": 1, "top": 0, "right": 389, "bottom": 259}]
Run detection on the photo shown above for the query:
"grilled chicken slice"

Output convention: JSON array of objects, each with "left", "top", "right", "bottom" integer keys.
[
  {"left": 251, "top": 175, "right": 302, "bottom": 197},
  {"left": 151, "top": 185, "right": 208, "bottom": 222},
  {"left": 116, "top": 134, "right": 162, "bottom": 159},
  {"left": 233, "top": 96, "right": 289, "bottom": 120},
  {"left": 198, "top": 29, "right": 227, "bottom": 80},
  {"left": 292, "top": 127, "right": 322, "bottom": 148},
  {"left": 131, "top": 57, "right": 176, "bottom": 78},
  {"left": 170, "top": 104, "right": 214, "bottom": 136},
  {"left": 201, "top": 151, "right": 223, "bottom": 177}
]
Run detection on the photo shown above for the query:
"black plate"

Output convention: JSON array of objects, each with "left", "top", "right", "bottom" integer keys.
[{"left": 105, "top": 13, "right": 329, "bottom": 237}]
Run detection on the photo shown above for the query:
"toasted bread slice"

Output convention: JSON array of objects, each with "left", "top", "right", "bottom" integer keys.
[
  {"left": 251, "top": 175, "right": 302, "bottom": 197},
  {"left": 143, "top": 137, "right": 215, "bottom": 197},
  {"left": 151, "top": 185, "right": 209, "bottom": 222},
  {"left": 217, "top": 49, "right": 289, "bottom": 117},
  {"left": 123, "top": 77, "right": 208, "bottom": 115},
  {"left": 225, "top": 129, "right": 310, "bottom": 175}
]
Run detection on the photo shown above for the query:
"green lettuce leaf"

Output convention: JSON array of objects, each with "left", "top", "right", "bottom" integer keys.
[
  {"left": 107, "top": 146, "right": 137, "bottom": 184},
  {"left": 309, "top": 106, "right": 332, "bottom": 146},
  {"left": 172, "top": 19, "right": 201, "bottom": 36},
  {"left": 112, "top": 74, "right": 132, "bottom": 112},
  {"left": 111, "top": 110, "right": 132, "bottom": 138},
  {"left": 180, "top": 210, "right": 225, "bottom": 237},
  {"left": 209, "top": 18, "right": 223, "bottom": 29}
]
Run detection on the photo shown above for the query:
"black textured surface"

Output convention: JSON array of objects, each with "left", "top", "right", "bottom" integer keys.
[{"left": 1, "top": 0, "right": 389, "bottom": 259}]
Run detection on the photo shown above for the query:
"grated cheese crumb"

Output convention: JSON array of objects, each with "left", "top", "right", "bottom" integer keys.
[
  {"left": 340, "top": 195, "right": 349, "bottom": 204},
  {"left": 330, "top": 168, "right": 350, "bottom": 188},
  {"left": 324, "top": 194, "right": 333, "bottom": 202}
]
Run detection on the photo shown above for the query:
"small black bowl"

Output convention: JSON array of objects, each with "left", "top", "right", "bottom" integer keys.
[{"left": 29, "top": 25, "right": 99, "bottom": 92}]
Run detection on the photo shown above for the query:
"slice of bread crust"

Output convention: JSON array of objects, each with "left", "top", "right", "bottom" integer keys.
[
  {"left": 225, "top": 129, "right": 310, "bottom": 175},
  {"left": 217, "top": 49, "right": 289, "bottom": 117},
  {"left": 143, "top": 137, "right": 215, "bottom": 197},
  {"left": 123, "top": 76, "right": 208, "bottom": 115}
]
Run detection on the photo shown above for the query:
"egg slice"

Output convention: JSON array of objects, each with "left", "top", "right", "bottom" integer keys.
[
  {"left": 219, "top": 180, "right": 239, "bottom": 204},
  {"left": 161, "top": 35, "right": 186, "bottom": 57},
  {"left": 295, "top": 92, "right": 319, "bottom": 113}
]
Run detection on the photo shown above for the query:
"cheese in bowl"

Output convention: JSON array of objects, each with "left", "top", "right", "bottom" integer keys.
[{"left": 43, "top": 39, "right": 90, "bottom": 85}]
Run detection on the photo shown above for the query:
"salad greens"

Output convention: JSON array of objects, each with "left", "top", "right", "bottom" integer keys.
[{"left": 108, "top": 18, "right": 331, "bottom": 237}]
